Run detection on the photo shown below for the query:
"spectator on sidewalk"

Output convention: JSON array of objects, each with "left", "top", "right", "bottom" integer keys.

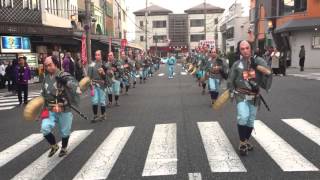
[
  {"left": 299, "top": 45, "right": 305, "bottom": 71},
  {"left": 15, "top": 56, "right": 31, "bottom": 105},
  {"left": 75, "top": 54, "right": 84, "bottom": 81},
  {"left": 271, "top": 48, "right": 280, "bottom": 75},
  {"left": 62, "top": 52, "right": 75, "bottom": 76},
  {"left": 0, "top": 62, "right": 5, "bottom": 89},
  {"left": 5, "top": 61, "right": 15, "bottom": 92},
  {"left": 279, "top": 50, "right": 287, "bottom": 76}
]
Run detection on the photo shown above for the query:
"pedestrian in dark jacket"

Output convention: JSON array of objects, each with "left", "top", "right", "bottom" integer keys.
[
  {"left": 5, "top": 61, "right": 15, "bottom": 92},
  {"left": 75, "top": 57, "right": 84, "bottom": 81},
  {"left": 15, "top": 56, "right": 31, "bottom": 105},
  {"left": 299, "top": 45, "right": 305, "bottom": 71}
]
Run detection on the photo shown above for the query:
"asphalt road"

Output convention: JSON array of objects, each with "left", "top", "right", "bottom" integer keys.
[{"left": 0, "top": 65, "right": 319, "bottom": 180}]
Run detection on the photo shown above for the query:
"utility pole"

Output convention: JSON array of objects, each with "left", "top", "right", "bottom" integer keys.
[
  {"left": 155, "top": 32, "right": 158, "bottom": 56},
  {"left": 204, "top": 0, "right": 207, "bottom": 40},
  {"left": 145, "top": 0, "right": 148, "bottom": 52},
  {"left": 85, "top": 0, "right": 92, "bottom": 64}
]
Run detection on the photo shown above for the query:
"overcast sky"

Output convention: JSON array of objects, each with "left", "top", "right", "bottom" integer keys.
[{"left": 125, "top": 0, "right": 250, "bottom": 40}]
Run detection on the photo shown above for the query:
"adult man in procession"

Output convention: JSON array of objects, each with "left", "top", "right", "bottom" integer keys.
[
  {"left": 121, "top": 51, "right": 132, "bottom": 95},
  {"left": 128, "top": 50, "right": 137, "bottom": 88},
  {"left": 88, "top": 50, "right": 109, "bottom": 123},
  {"left": 141, "top": 53, "right": 150, "bottom": 83},
  {"left": 41, "top": 56, "right": 81, "bottom": 157},
  {"left": 202, "top": 48, "right": 228, "bottom": 106},
  {"left": 228, "top": 40, "right": 272, "bottom": 156},
  {"left": 197, "top": 46, "right": 209, "bottom": 94},
  {"left": 167, "top": 53, "right": 176, "bottom": 79},
  {"left": 107, "top": 52, "right": 123, "bottom": 106}
]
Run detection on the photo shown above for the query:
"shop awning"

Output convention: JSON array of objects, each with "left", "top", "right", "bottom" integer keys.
[{"left": 275, "top": 18, "right": 320, "bottom": 33}]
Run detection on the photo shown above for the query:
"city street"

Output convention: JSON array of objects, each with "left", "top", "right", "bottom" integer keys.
[{"left": 0, "top": 65, "right": 319, "bottom": 180}]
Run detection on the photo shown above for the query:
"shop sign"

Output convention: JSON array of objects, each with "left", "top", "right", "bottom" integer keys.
[{"left": 1, "top": 36, "right": 31, "bottom": 53}]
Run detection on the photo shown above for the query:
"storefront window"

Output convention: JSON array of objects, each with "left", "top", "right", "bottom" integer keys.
[{"left": 279, "top": 0, "right": 307, "bottom": 15}]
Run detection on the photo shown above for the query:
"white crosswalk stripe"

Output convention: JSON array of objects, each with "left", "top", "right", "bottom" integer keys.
[
  {"left": 198, "top": 122, "right": 247, "bottom": 172},
  {"left": 0, "top": 134, "right": 43, "bottom": 168},
  {"left": 188, "top": 173, "right": 202, "bottom": 180},
  {"left": 142, "top": 123, "right": 177, "bottom": 176},
  {"left": 73, "top": 127, "right": 134, "bottom": 180},
  {"left": 289, "top": 73, "right": 320, "bottom": 80},
  {"left": 252, "top": 120, "right": 319, "bottom": 172},
  {"left": 0, "top": 91, "right": 40, "bottom": 111},
  {"left": 0, "top": 119, "right": 319, "bottom": 178},
  {"left": 12, "top": 130, "right": 93, "bottom": 180},
  {"left": 282, "top": 118, "right": 320, "bottom": 146}
]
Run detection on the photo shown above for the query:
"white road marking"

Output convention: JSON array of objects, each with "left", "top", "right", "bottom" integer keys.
[
  {"left": 0, "top": 97, "right": 37, "bottom": 103},
  {"left": 197, "top": 122, "right": 247, "bottom": 172},
  {"left": 252, "top": 120, "right": 319, "bottom": 171},
  {"left": 0, "top": 102, "right": 19, "bottom": 106},
  {"left": 188, "top": 173, "right": 202, "bottom": 180},
  {"left": 0, "top": 94, "right": 39, "bottom": 100},
  {"left": 12, "top": 130, "right": 93, "bottom": 180},
  {"left": 142, "top": 123, "right": 177, "bottom": 176},
  {"left": 282, "top": 118, "right": 320, "bottom": 146},
  {"left": 0, "top": 106, "right": 15, "bottom": 110},
  {"left": 180, "top": 72, "right": 188, "bottom": 75},
  {"left": 0, "top": 134, "right": 43, "bottom": 168},
  {"left": 158, "top": 73, "right": 165, "bottom": 77},
  {"left": 73, "top": 127, "right": 135, "bottom": 180}
]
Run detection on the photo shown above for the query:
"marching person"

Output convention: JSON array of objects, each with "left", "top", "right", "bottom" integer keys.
[
  {"left": 107, "top": 52, "right": 123, "bottom": 106},
  {"left": 228, "top": 40, "right": 272, "bottom": 156},
  {"left": 41, "top": 55, "right": 81, "bottom": 157},
  {"left": 202, "top": 48, "right": 228, "bottom": 106},
  {"left": 198, "top": 47, "right": 209, "bottom": 94},
  {"left": 121, "top": 51, "right": 131, "bottom": 95},
  {"left": 135, "top": 52, "right": 143, "bottom": 84},
  {"left": 88, "top": 50, "right": 108, "bottom": 123},
  {"left": 167, "top": 53, "right": 176, "bottom": 79},
  {"left": 128, "top": 50, "right": 137, "bottom": 88},
  {"left": 15, "top": 56, "right": 31, "bottom": 105},
  {"left": 141, "top": 53, "right": 150, "bottom": 83}
]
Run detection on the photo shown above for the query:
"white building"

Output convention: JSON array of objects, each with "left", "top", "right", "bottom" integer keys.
[
  {"left": 42, "top": 0, "right": 78, "bottom": 28},
  {"left": 133, "top": 3, "right": 224, "bottom": 55},
  {"left": 220, "top": 3, "right": 250, "bottom": 53},
  {"left": 184, "top": 3, "right": 224, "bottom": 50},
  {"left": 134, "top": 5, "right": 172, "bottom": 56}
]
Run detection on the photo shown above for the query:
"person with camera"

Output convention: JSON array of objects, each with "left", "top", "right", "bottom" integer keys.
[{"left": 228, "top": 40, "right": 272, "bottom": 156}]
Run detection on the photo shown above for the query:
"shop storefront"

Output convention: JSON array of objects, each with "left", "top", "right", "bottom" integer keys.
[{"left": 0, "top": 36, "right": 40, "bottom": 83}]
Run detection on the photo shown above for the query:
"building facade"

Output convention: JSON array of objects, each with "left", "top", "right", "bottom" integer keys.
[
  {"left": 0, "top": 0, "right": 79, "bottom": 82},
  {"left": 251, "top": 0, "right": 320, "bottom": 68},
  {"left": 220, "top": 3, "right": 249, "bottom": 53},
  {"left": 184, "top": 3, "right": 224, "bottom": 50},
  {"left": 134, "top": 5, "right": 172, "bottom": 56},
  {"left": 114, "top": 0, "right": 127, "bottom": 39},
  {"left": 134, "top": 3, "right": 224, "bottom": 56}
]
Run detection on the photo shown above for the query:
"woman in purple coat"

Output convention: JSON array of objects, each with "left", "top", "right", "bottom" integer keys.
[{"left": 15, "top": 56, "right": 31, "bottom": 105}]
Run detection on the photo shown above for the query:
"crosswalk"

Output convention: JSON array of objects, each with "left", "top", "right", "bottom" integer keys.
[
  {"left": 288, "top": 73, "right": 320, "bottom": 81},
  {"left": 0, "top": 91, "right": 41, "bottom": 111},
  {"left": 0, "top": 118, "right": 319, "bottom": 179}
]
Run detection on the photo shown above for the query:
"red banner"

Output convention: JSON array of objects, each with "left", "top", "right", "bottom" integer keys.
[
  {"left": 81, "top": 33, "right": 87, "bottom": 65},
  {"left": 121, "top": 39, "right": 127, "bottom": 50}
]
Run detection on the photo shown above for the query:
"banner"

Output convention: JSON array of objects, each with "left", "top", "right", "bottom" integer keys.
[{"left": 81, "top": 33, "right": 87, "bottom": 65}]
